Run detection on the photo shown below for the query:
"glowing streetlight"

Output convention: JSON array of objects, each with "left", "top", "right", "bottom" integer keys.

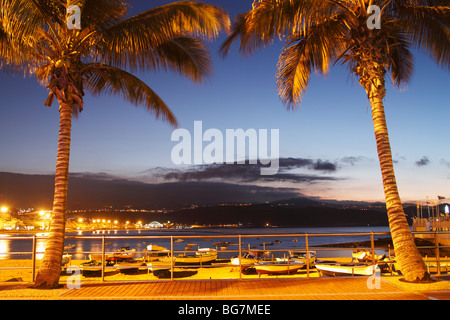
[{"left": 1, "top": 207, "right": 8, "bottom": 213}]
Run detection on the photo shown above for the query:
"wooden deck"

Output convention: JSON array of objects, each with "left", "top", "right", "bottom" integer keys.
[{"left": 56, "top": 277, "right": 449, "bottom": 300}]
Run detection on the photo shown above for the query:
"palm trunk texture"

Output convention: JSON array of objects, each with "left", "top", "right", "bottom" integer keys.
[
  {"left": 369, "top": 80, "right": 430, "bottom": 282},
  {"left": 34, "top": 102, "right": 72, "bottom": 288}
]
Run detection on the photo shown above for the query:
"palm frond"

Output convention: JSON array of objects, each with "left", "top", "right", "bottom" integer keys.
[
  {"left": 83, "top": 63, "right": 177, "bottom": 126},
  {"left": 396, "top": 3, "right": 450, "bottom": 69},
  {"left": 222, "top": 0, "right": 335, "bottom": 57},
  {"left": 277, "top": 16, "right": 347, "bottom": 108},
  {"left": 156, "top": 36, "right": 212, "bottom": 83},
  {"left": 97, "top": 1, "right": 229, "bottom": 73},
  {"left": 1, "top": 0, "right": 64, "bottom": 40},
  {"left": 219, "top": 13, "right": 248, "bottom": 57},
  {"left": 383, "top": 21, "right": 414, "bottom": 88},
  {"left": 76, "top": 0, "right": 127, "bottom": 30},
  {"left": 277, "top": 35, "right": 312, "bottom": 108}
]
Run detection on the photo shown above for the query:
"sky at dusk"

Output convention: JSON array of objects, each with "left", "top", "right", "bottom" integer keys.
[{"left": 0, "top": 0, "right": 449, "bottom": 204}]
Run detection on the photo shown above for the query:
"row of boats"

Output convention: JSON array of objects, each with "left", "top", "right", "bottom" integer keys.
[
  {"left": 79, "top": 245, "right": 219, "bottom": 277},
  {"left": 231, "top": 248, "right": 398, "bottom": 276},
  {"left": 76, "top": 244, "right": 400, "bottom": 278}
]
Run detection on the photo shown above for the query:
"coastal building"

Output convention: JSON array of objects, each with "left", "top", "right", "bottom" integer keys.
[{"left": 144, "top": 221, "right": 164, "bottom": 229}]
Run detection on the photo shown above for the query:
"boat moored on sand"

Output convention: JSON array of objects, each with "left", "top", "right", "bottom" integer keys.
[
  {"left": 145, "top": 244, "right": 171, "bottom": 262},
  {"left": 114, "top": 259, "right": 147, "bottom": 274},
  {"left": 315, "top": 262, "right": 377, "bottom": 277},
  {"left": 160, "top": 248, "right": 218, "bottom": 265},
  {"left": 254, "top": 260, "right": 304, "bottom": 275},
  {"left": 352, "top": 249, "right": 386, "bottom": 262},
  {"left": 231, "top": 253, "right": 259, "bottom": 270},
  {"left": 276, "top": 250, "right": 316, "bottom": 268}
]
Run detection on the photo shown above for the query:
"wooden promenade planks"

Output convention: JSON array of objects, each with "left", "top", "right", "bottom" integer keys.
[{"left": 58, "top": 277, "right": 433, "bottom": 300}]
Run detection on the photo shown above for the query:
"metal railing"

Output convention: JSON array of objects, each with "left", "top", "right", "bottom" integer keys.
[{"left": 0, "top": 230, "right": 448, "bottom": 283}]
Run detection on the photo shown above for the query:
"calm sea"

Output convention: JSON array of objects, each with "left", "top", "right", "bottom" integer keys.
[{"left": 0, "top": 226, "right": 392, "bottom": 260}]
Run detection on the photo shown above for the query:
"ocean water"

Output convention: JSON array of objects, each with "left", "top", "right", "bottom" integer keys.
[{"left": 0, "top": 226, "right": 392, "bottom": 260}]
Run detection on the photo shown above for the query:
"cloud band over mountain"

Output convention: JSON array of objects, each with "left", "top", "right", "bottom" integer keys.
[{"left": 149, "top": 157, "right": 340, "bottom": 183}]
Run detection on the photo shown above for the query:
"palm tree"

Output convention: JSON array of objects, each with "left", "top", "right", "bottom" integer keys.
[
  {"left": 221, "top": 0, "right": 449, "bottom": 282},
  {"left": 1, "top": 0, "right": 229, "bottom": 288}
]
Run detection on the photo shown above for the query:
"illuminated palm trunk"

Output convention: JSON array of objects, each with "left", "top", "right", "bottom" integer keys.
[
  {"left": 34, "top": 102, "right": 72, "bottom": 288},
  {"left": 369, "top": 81, "right": 429, "bottom": 282}
]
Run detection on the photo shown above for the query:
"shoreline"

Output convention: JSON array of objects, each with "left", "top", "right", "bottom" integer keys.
[{"left": 0, "top": 225, "right": 393, "bottom": 235}]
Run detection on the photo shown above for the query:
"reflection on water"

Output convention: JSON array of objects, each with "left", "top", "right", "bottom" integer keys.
[
  {"left": 0, "top": 237, "right": 10, "bottom": 259},
  {"left": 0, "top": 227, "right": 391, "bottom": 260}
]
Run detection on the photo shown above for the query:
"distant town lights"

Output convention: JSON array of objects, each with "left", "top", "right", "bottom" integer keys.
[{"left": 0, "top": 207, "right": 8, "bottom": 213}]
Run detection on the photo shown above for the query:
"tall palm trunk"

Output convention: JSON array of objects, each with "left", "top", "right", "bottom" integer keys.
[
  {"left": 34, "top": 101, "right": 72, "bottom": 288},
  {"left": 359, "top": 54, "right": 429, "bottom": 281},
  {"left": 369, "top": 90, "right": 429, "bottom": 282}
]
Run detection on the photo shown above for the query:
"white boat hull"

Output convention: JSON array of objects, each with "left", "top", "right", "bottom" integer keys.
[
  {"left": 255, "top": 261, "right": 304, "bottom": 275},
  {"left": 315, "top": 263, "right": 377, "bottom": 276}
]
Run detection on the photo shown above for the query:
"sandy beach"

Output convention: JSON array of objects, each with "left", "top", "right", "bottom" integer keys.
[{"left": 0, "top": 258, "right": 330, "bottom": 283}]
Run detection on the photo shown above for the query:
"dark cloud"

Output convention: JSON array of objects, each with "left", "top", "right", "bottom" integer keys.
[
  {"left": 416, "top": 157, "right": 430, "bottom": 167},
  {"left": 340, "top": 156, "right": 364, "bottom": 166},
  {"left": 279, "top": 157, "right": 337, "bottom": 172},
  {"left": 151, "top": 157, "right": 340, "bottom": 184}
]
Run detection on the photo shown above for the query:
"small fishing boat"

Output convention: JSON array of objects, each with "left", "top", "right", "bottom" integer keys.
[
  {"left": 145, "top": 244, "right": 171, "bottom": 262},
  {"left": 254, "top": 260, "right": 304, "bottom": 275},
  {"left": 184, "top": 243, "right": 198, "bottom": 251},
  {"left": 231, "top": 253, "right": 259, "bottom": 269},
  {"left": 90, "top": 247, "right": 136, "bottom": 264},
  {"left": 213, "top": 241, "right": 230, "bottom": 247},
  {"left": 115, "top": 259, "right": 147, "bottom": 274},
  {"left": 352, "top": 249, "right": 386, "bottom": 262},
  {"left": 170, "top": 248, "right": 218, "bottom": 265},
  {"left": 80, "top": 261, "right": 103, "bottom": 277},
  {"left": 278, "top": 250, "right": 316, "bottom": 268},
  {"left": 315, "top": 262, "right": 377, "bottom": 277},
  {"left": 64, "top": 244, "right": 75, "bottom": 250}
]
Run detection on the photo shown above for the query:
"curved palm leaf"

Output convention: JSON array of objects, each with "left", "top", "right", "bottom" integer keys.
[
  {"left": 84, "top": 64, "right": 177, "bottom": 126},
  {"left": 220, "top": 0, "right": 334, "bottom": 57},
  {"left": 98, "top": 1, "right": 229, "bottom": 73},
  {"left": 155, "top": 36, "right": 213, "bottom": 83},
  {"left": 396, "top": 3, "right": 450, "bottom": 69},
  {"left": 277, "top": 16, "right": 347, "bottom": 108}
]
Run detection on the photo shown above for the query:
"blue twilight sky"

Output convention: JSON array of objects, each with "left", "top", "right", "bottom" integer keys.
[{"left": 0, "top": 0, "right": 449, "bottom": 202}]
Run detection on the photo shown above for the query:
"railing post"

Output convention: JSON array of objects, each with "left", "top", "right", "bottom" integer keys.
[
  {"left": 170, "top": 236, "right": 174, "bottom": 281},
  {"left": 435, "top": 231, "right": 441, "bottom": 276},
  {"left": 101, "top": 236, "right": 105, "bottom": 282},
  {"left": 31, "top": 235, "right": 37, "bottom": 282},
  {"left": 370, "top": 232, "right": 375, "bottom": 269},
  {"left": 305, "top": 233, "right": 310, "bottom": 278},
  {"left": 238, "top": 235, "right": 242, "bottom": 280}
]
